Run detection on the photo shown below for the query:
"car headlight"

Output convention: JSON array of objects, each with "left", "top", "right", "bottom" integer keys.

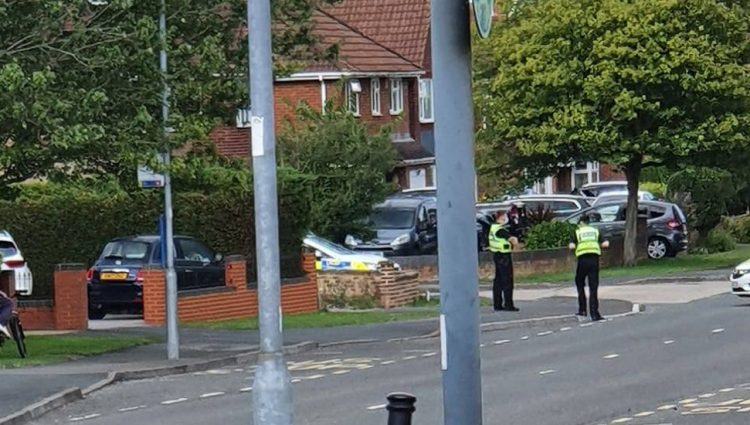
[
  {"left": 345, "top": 235, "right": 360, "bottom": 247},
  {"left": 391, "top": 233, "right": 411, "bottom": 247}
]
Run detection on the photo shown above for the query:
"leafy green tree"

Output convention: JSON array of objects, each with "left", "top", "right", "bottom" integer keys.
[
  {"left": 0, "top": 0, "right": 335, "bottom": 195},
  {"left": 278, "top": 102, "right": 397, "bottom": 243},
  {"left": 476, "top": 0, "right": 750, "bottom": 265}
]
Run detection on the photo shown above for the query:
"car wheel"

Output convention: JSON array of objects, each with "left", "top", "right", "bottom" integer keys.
[
  {"left": 88, "top": 308, "right": 107, "bottom": 320},
  {"left": 647, "top": 237, "right": 669, "bottom": 260}
]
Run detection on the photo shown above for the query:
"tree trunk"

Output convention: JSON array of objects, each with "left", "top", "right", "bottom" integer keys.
[{"left": 623, "top": 159, "right": 643, "bottom": 267}]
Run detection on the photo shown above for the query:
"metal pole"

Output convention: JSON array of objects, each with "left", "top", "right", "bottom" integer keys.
[
  {"left": 248, "top": 0, "right": 294, "bottom": 423},
  {"left": 160, "top": 0, "right": 179, "bottom": 361},
  {"left": 431, "top": 1, "right": 482, "bottom": 424}
]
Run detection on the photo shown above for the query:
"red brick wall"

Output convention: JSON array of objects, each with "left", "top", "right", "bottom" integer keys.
[
  {"left": 17, "top": 266, "right": 88, "bottom": 331},
  {"left": 143, "top": 255, "right": 319, "bottom": 325},
  {"left": 600, "top": 164, "right": 625, "bottom": 181}
]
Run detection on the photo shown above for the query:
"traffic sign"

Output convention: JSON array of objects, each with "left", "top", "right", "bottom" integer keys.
[
  {"left": 473, "top": 0, "right": 494, "bottom": 39},
  {"left": 137, "top": 154, "right": 166, "bottom": 188}
]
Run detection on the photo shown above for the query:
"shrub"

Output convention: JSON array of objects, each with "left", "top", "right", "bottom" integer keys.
[
  {"left": 526, "top": 205, "right": 556, "bottom": 227},
  {"left": 719, "top": 215, "right": 750, "bottom": 244},
  {"left": 703, "top": 227, "right": 736, "bottom": 254},
  {"left": 525, "top": 221, "right": 576, "bottom": 250}
]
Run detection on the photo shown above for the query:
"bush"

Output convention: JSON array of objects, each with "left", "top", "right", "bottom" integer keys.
[
  {"left": 703, "top": 227, "right": 736, "bottom": 254},
  {"left": 525, "top": 221, "right": 576, "bottom": 250},
  {"left": 0, "top": 175, "right": 310, "bottom": 299},
  {"left": 526, "top": 205, "right": 556, "bottom": 227},
  {"left": 719, "top": 215, "right": 750, "bottom": 244},
  {"left": 667, "top": 167, "right": 737, "bottom": 235}
]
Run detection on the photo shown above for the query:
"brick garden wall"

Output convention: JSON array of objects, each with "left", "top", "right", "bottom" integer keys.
[
  {"left": 14, "top": 265, "right": 88, "bottom": 331},
  {"left": 143, "top": 254, "right": 319, "bottom": 326},
  {"left": 317, "top": 263, "right": 420, "bottom": 309}
]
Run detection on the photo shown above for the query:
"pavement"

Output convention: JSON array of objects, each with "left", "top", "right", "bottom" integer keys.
[
  {"left": 0, "top": 296, "right": 632, "bottom": 421},
  {"left": 25, "top": 291, "right": 750, "bottom": 425}
]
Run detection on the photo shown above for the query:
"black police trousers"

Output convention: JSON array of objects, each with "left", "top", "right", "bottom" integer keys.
[
  {"left": 493, "top": 252, "right": 514, "bottom": 309},
  {"left": 575, "top": 254, "right": 600, "bottom": 316}
]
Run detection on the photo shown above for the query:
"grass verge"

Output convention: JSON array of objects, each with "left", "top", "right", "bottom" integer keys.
[
  {"left": 0, "top": 335, "right": 154, "bottom": 369},
  {"left": 515, "top": 246, "right": 750, "bottom": 285}
]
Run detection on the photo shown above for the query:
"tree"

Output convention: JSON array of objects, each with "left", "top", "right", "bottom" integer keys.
[
  {"left": 476, "top": 0, "right": 750, "bottom": 265},
  {"left": 278, "top": 102, "right": 397, "bottom": 243},
  {"left": 0, "top": 0, "right": 335, "bottom": 195}
]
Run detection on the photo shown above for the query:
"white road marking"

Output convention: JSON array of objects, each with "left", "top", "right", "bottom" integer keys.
[
  {"left": 206, "top": 369, "right": 231, "bottom": 375},
  {"left": 118, "top": 406, "right": 146, "bottom": 413},
  {"left": 739, "top": 399, "right": 750, "bottom": 405},
  {"left": 580, "top": 323, "right": 593, "bottom": 328},
  {"left": 70, "top": 414, "right": 101, "bottom": 422},
  {"left": 521, "top": 336, "right": 530, "bottom": 341},
  {"left": 291, "top": 378, "right": 302, "bottom": 383},
  {"left": 537, "top": 331, "right": 553, "bottom": 336},
  {"left": 423, "top": 352, "right": 437, "bottom": 357},
  {"left": 716, "top": 399, "right": 743, "bottom": 406},
  {"left": 610, "top": 417, "right": 632, "bottom": 423},
  {"left": 679, "top": 398, "right": 698, "bottom": 404},
  {"left": 403, "top": 356, "right": 417, "bottom": 360},
  {"left": 738, "top": 406, "right": 750, "bottom": 412},
  {"left": 200, "top": 392, "right": 225, "bottom": 399},
  {"left": 698, "top": 393, "right": 716, "bottom": 399},
  {"left": 161, "top": 398, "right": 188, "bottom": 405},
  {"left": 712, "top": 328, "right": 725, "bottom": 334},
  {"left": 305, "top": 374, "right": 325, "bottom": 380},
  {"left": 240, "top": 386, "right": 253, "bottom": 392},
  {"left": 663, "top": 340, "right": 675, "bottom": 345},
  {"left": 633, "top": 411, "right": 654, "bottom": 417},
  {"left": 657, "top": 404, "right": 677, "bottom": 410},
  {"left": 560, "top": 327, "right": 572, "bottom": 332},
  {"left": 493, "top": 340, "right": 511, "bottom": 345},
  {"left": 367, "top": 404, "right": 387, "bottom": 411},
  {"left": 539, "top": 369, "right": 555, "bottom": 375},
  {"left": 380, "top": 360, "right": 396, "bottom": 365},
  {"left": 333, "top": 370, "right": 350, "bottom": 375},
  {"left": 719, "top": 388, "right": 736, "bottom": 393},
  {"left": 603, "top": 354, "right": 620, "bottom": 359}
]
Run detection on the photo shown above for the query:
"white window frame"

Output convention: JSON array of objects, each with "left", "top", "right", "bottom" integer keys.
[
  {"left": 346, "top": 79, "right": 361, "bottom": 116},
  {"left": 571, "top": 161, "right": 600, "bottom": 189},
  {"left": 418, "top": 78, "right": 434, "bottom": 123},
  {"left": 389, "top": 78, "right": 403, "bottom": 115},
  {"left": 371, "top": 78, "right": 382, "bottom": 116}
]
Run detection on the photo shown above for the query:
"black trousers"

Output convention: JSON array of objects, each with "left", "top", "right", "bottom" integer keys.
[
  {"left": 493, "top": 252, "right": 514, "bottom": 309},
  {"left": 575, "top": 254, "right": 600, "bottom": 316}
]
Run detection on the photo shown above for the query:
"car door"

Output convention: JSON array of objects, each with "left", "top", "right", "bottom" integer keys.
[
  {"left": 152, "top": 239, "right": 194, "bottom": 290},
  {"left": 587, "top": 204, "right": 624, "bottom": 239},
  {"left": 176, "top": 238, "right": 224, "bottom": 288}
]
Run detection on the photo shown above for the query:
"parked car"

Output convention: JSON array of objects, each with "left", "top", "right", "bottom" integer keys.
[
  {"left": 574, "top": 181, "right": 629, "bottom": 198},
  {"left": 591, "top": 191, "right": 656, "bottom": 207},
  {"left": 304, "top": 234, "right": 399, "bottom": 271},
  {"left": 478, "top": 195, "right": 592, "bottom": 219},
  {"left": 87, "top": 235, "right": 225, "bottom": 319},
  {"left": 730, "top": 259, "right": 750, "bottom": 297},
  {"left": 345, "top": 197, "right": 438, "bottom": 256},
  {"left": 0, "top": 230, "right": 33, "bottom": 296},
  {"left": 562, "top": 200, "right": 688, "bottom": 259}
]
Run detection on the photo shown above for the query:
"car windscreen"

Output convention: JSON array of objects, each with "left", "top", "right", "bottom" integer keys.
[
  {"left": 100, "top": 241, "right": 151, "bottom": 262},
  {"left": 0, "top": 241, "right": 18, "bottom": 258},
  {"left": 308, "top": 236, "right": 356, "bottom": 256},
  {"left": 369, "top": 208, "right": 416, "bottom": 229}
]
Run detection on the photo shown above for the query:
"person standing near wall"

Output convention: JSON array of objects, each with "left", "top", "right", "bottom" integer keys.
[
  {"left": 569, "top": 215, "right": 609, "bottom": 321},
  {"left": 489, "top": 211, "right": 519, "bottom": 312}
]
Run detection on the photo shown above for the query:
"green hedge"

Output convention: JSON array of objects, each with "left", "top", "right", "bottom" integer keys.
[
  {"left": 703, "top": 227, "right": 737, "bottom": 254},
  {"left": 525, "top": 221, "right": 576, "bottom": 250},
  {"left": 719, "top": 215, "right": 750, "bottom": 244},
  {"left": 0, "top": 178, "right": 309, "bottom": 299}
]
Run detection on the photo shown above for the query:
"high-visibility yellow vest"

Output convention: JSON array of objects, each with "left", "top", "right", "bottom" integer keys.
[
  {"left": 489, "top": 224, "right": 512, "bottom": 253},
  {"left": 575, "top": 225, "right": 602, "bottom": 257}
]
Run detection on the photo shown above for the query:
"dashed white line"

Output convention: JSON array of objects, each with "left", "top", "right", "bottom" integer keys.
[
  {"left": 305, "top": 374, "right": 325, "bottom": 380},
  {"left": 679, "top": 398, "right": 698, "bottom": 404},
  {"left": 291, "top": 378, "right": 302, "bottom": 383},
  {"left": 719, "top": 388, "right": 736, "bottom": 393},
  {"left": 539, "top": 369, "right": 555, "bottom": 375},
  {"left": 712, "top": 328, "right": 725, "bottom": 334},
  {"left": 403, "top": 356, "right": 417, "bottom": 360},
  {"left": 423, "top": 352, "right": 437, "bottom": 357},
  {"left": 240, "top": 387, "right": 253, "bottom": 392},
  {"left": 161, "top": 398, "right": 188, "bottom": 405},
  {"left": 521, "top": 336, "right": 530, "bottom": 341},
  {"left": 118, "top": 406, "right": 146, "bottom": 413},
  {"left": 603, "top": 354, "right": 620, "bottom": 359},
  {"left": 70, "top": 414, "right": 102, "bottom": 422},
  {"left": 716, "top": 399, "right": 743, "bottom": 406},
  {"left": 610, "top": 418, "right": 632, "bottom": 424},
  {"left": 480, "top": 343, "right": 486, "bottom": 348},
  {"left": 200, "top": 392, "right": 225, "bottom": 399},
  {"left": 493, "top": 340, "right": 511, "bottom": 345},
  {"left": 663, "top": 340, "right": 675, "bottom": 345},
  {"left": 380, "top": 360, "right": 396, "bottom": 365},
  {"left": 537, "top": 331, "right": 553, "bottom": 336},
  {"left": 333, "top": 370, "right": 350, "bottom": 375},
  {"left": 580, "top": 323, "right": 593, "bottom": 328},
  {"left": 560, "top": 327, "right": 572, "bottom": 332},
  {"left": 738, "top": 406, "right": 750, "bottom": 412},
  {"left": 657, "top": 404, "right": 677, "bottom": 410},
  {"left": 698, "top": 393, "right": 716, "bottom": 399},
  {"left": 367, "top": 403, "right": 387, "bottom": 411},
  {"left": 633, "top": 411, "right": 654, "bottom": 417}
]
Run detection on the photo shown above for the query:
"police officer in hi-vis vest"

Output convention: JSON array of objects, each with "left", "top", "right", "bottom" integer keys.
[
  {"left": 569, "top": 214, "right": 610, "bottom": 321},
  {"left": 489, "top": 211, "right": 519, "bottom": 312}
]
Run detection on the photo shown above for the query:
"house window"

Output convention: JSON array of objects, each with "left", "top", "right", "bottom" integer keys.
[
  {"left": 346, "top": 79, "right": 361, "bottom": 116},
  {"left": 371, "top": 79, "right": 381, "bottom": 116},
  {"left": 571, "top": 161, "right": 599, "bottom": 189},
  {"left": 419, "top": 78, "right": 434, "bottom": 122},
  {"left": 408, "top": 168, "right": 427, "bottom": 189},
  {"left": 389, "top": 78, "right": 403, "bottom": 115}
]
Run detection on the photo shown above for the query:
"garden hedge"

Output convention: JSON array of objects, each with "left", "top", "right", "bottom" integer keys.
[{"left": 0, "top": 180, "right": 309, "bottom": 299}]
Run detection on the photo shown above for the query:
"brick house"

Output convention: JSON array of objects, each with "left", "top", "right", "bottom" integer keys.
[
  {"left": 212, "top": 3, "right": 437, "bottom": 190},
  {"left": 531, "top": 163, "right": 626, "bottom": 195}
]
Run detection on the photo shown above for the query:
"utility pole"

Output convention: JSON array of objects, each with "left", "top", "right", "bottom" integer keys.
[
  {"left": 431, "top": 0, "right": 483, "bottom": 424},
  {"left": 247, "top": 0, "right": 294, "bottom": 424},
  {"left": 160, "top": 0, "right": 179, "bottom": 361}
]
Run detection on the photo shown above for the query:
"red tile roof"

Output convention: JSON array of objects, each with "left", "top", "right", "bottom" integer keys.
[
  {"left": 307, "top": 10, "right": 422, "bottom": 74},
  {"left": 324, "top": 0, "right": 430, "bottom": 67}
]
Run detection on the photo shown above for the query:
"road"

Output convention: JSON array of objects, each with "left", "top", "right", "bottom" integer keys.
[{"left": 33, "top": 293, "right": 750, "bottom": 425}]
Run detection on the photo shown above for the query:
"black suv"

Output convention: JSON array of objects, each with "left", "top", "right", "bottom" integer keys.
[
  {"left": 562, "top": 200, "right": 688, "bottom": 259},
  {"left": 87, "top": 235, "right": 225, "bottom": 319}
]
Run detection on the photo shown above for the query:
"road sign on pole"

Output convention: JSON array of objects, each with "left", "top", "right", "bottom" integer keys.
[
  {"left": 432, "top": 0, "right": 483, "bottom": 424},
  {"left": 473, "top": 0, "right": 495, "bottom": 39}
]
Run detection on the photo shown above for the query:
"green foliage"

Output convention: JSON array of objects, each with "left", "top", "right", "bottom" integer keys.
[
  {"left": 667, "top": 167, "right": 737, "bottom": 234},
  {"left": 526, "top": 205, "right": 556, "bottom": 227},
  {"left": 525, "top": 221, "right": 576, "bottom": 250},
  {"left": 278, "top": 102, "right": 398, "bottom": 243},
  {"left": 0, "top": 176, "right": 310, "bottom": 299},
  {"left": 640, "top": 182, "right": 667, "bottom": 200},
  {"left": 476, "top": 0, "right": 750, "bottom": 264},
  {"left": 0, "top": 0, "right": 337, "bottom": 193},
  {"left": 718, "top": 215, "right": 750, "bottom": 243},
  {"left": 703, "top": 227, "right": 737, "bottom": 254}
]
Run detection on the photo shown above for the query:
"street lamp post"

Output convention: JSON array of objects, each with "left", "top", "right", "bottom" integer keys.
[{"left": 246, "top": 0, "right": 294, "bottom": 424}]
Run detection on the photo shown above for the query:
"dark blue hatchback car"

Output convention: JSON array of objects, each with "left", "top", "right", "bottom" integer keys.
[{"left": 87, "top": 235, "right": 225, "bottom": 319}]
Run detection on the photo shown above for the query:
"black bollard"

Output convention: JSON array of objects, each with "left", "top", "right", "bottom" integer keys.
[{"left": 386, "top": 392, "right": 417, "bottom": 425}]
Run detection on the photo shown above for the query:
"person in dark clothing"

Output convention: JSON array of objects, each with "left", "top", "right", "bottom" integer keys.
[
  {"left": 489, "top": 211, "right": 519, "bottom": 312},
  {"left": 568, "top": 215, "right": 609, "bottom": 321},
  {"left": 0, "top": 290, "right": 13, "bottom": 338}
]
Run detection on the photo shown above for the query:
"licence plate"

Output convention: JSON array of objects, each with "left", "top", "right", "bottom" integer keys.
[{"left": 101, "top": 272, "right": 128, "bottom": 281}]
